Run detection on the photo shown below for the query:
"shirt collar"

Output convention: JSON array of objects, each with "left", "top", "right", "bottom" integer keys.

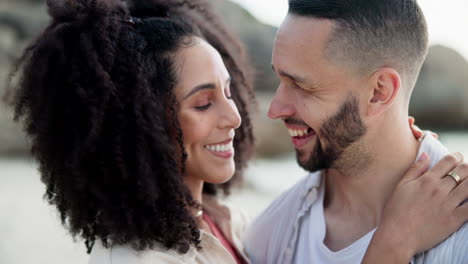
[{"left": 416, "top": 132, "right": 449, "bottom": 167}]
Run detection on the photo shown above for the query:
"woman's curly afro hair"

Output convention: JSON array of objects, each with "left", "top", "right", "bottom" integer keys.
[{"left": 7, "top": 0, "right": 255, "bottom": 254}]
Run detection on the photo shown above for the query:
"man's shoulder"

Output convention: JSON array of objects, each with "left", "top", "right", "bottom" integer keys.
[
  {"left": 418, "top": 134, "right": 449, "bottom": 166},
  {"left": 413, "top": 222, "right": 468, "bottom": 264},
  {"left": 250, "top": 171, "right": 322, "bottom": 225},
  {"left": 412, "top": 134, "right": 467, "bottom": 263},
  {"left": 243, "top": 171, "right": 322, "bottom": 262}
]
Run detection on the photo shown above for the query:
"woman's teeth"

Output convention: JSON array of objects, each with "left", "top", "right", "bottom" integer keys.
[
  {"left": 288, "top": 128, "right": 312, "bottom": 137},
  {"left": 204, "top": 143, "right": 232, "bottom": 152}
]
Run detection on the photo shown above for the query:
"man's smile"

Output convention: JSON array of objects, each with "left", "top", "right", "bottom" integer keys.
[{"left": 285, "top": 123, "right": 316, "bottom": 148}]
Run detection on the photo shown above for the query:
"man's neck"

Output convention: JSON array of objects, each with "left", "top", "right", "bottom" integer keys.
[{"left": 323, "top": 117, "right": 421, "bottom": 250}]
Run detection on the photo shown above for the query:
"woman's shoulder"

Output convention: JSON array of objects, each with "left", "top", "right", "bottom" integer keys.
[
  {"left": 202, "top": 194, "right": 251, "bottom": 260},
  {"left": 88, "top": 242, "right": 135, "bottom": 264},
  {"left": 88, "top": 241, "right": 191, "bottom": 264},
  {"left": 203, "top": 195, "right": 251, "bottom": 233}
]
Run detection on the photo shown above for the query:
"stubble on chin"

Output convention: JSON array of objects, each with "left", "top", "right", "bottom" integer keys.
[{"left": 296, "top": 95, "right": 368, "bottom": 173}]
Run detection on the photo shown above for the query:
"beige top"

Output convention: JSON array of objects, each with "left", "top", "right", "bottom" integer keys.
[{"left": 88, "top": 195, "right": 251, "bottom": 264}]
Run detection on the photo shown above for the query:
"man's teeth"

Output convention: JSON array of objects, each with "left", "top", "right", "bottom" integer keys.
[
  {"left": 288, "top": 128, "right": 311, "bottom": 137},
  {"left": 204, "top": 143, "right": 232, "bottom": 152}
]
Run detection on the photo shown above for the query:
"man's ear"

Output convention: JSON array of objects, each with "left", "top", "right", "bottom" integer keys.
[{"left": 366, "top": 68, "right": 401, "bottom": 117}]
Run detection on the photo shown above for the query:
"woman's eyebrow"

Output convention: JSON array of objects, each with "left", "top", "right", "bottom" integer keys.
[
  {"left": 183, "top": 83, "right": 216, "bottom": 100},
  {"left": 183, "top": 76, "right": 231, "bottom": 100}
]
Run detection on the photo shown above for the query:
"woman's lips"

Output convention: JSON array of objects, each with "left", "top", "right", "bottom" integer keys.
[
  {"left": 205, "top": 149, "right": 234, "bottom": 159},
  {"left": 204, "top": 139, "right": 234, "bottom": 159}
]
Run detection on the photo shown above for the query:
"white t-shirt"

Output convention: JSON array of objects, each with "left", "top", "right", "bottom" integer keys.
[
  {"left": 246, "top": 134, "right": 468, "bottom": 264},
  {"left": 293, "top": 176, "right": 377, "bottom": 264}
]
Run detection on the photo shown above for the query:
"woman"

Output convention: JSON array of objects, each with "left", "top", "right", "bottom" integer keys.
[
  {"left": 9, "top": 0, "right": 253, "bottom": 262},
  {"left": 6, "top": 0, "right": 467, "bottom": 263}
]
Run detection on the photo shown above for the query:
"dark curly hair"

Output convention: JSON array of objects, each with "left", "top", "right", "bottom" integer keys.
[{"left": 6, "top": 0, "right": 255, "bottom": 254}]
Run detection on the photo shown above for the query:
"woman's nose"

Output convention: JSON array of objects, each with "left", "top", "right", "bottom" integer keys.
[{"left": 219, "top": 97, "right": 242, "bottom": 130}]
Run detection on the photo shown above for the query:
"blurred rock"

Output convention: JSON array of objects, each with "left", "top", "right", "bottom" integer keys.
[
  {"left": 0, "top": 108, "right": 29, "bottom": 156},
  {"left": 411, "top": 45, "right": 468, "bottom": 130},
  {"left": 211, "top": 0, "right": 279, "bottom": 93},
  {"left": 0, "top": 1, "right": 48, "bottom": 156}
]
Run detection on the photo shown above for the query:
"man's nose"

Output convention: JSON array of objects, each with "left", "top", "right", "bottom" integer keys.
[{"left": 268, "top": 85, "right": 296, "bottom": 120}]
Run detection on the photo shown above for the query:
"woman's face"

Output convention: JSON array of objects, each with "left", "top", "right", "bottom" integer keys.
[{"left": 174, "top": 37, "right": 241, "bottom": 185}]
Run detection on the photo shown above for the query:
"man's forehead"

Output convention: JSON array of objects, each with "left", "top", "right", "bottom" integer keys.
[
  {"left": 277, "top": 15, "right": 335, "bottom": 47},
  {"left": 272, "top": 15, "right": 335, "bottom": 80},
  {"left": 274, "top": 16, "right": 335, "bottom": 66}
]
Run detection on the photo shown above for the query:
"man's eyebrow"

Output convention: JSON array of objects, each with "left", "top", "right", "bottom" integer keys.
[
  {"left": 183, "top": 77, "right": 231, "bottom": 100},
  {"left": 183, "top": 84, "right": 216, "bottom": 100},
  {"left": 271, "top": 65, "right": 307, "bottom": 84}
]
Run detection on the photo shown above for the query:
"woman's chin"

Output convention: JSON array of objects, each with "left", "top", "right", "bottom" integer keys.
[{"left": 205, "top": 170, "right": 235, "bottom": 184}]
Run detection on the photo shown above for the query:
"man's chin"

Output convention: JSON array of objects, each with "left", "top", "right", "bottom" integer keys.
[
  {"left": 296, "top": 147, "right": 336, "bottom": 173},
  {"left": 295, "top": 149, "right": 310, "bottom": 162},
  {"left": 295, "top": 150, "right": 317, "bottom": 172},
  {"left": 297, "top": 160, "right": 321, "bottom": 173}
]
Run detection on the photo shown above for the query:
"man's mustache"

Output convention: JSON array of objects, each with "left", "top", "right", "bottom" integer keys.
[{"left": 283, "top": 118, "right": 310, "bottom": 127}]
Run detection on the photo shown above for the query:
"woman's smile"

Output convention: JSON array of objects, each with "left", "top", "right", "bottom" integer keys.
[{"left": 203, "top": 138, "right": 234, "bottom": 159}]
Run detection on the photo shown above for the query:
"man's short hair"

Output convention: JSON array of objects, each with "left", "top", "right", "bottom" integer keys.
[{"left": 288, "top": 0, "right": 428, "bottom": 90}]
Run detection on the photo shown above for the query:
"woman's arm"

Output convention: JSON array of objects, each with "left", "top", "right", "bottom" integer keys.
[{"left": 362, "top": 152, "right": 468, "bottom": 263}]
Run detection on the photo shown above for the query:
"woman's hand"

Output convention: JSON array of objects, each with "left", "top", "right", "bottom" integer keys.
[
  {"left": 362, "top": 152, "right": 468, "bottom": 264},
  {"left": 409, "top": 116, "right": 438, "bottom": 140}
]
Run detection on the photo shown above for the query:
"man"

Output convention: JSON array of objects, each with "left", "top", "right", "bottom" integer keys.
[{"left": 244, "top": 0, "right": 468, "bottom": 263}]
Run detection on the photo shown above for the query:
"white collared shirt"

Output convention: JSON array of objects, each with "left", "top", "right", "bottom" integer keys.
[{"left": 244, "top": 134, "right": 468, "bottom": 264}]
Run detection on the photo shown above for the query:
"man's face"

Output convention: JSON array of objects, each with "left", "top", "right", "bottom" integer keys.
[{"left": 269, "top": 15, "right": 368, "bottom": 172}]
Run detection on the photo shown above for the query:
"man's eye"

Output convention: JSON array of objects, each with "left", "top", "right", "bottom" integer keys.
[
  {"left": 296, "top": 84, "right": 313, "bottom": 95},
  {"left": 195, "top": 103, "right": 212, "bottom": 111}
]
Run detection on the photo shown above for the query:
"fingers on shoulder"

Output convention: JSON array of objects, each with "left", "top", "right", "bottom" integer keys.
[{"left": 427, "top": 153, "right": 464, "bottom": 179}]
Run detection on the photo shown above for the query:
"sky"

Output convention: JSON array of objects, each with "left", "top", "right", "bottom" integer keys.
[{"left": 230, "top": 0, "right": 468, "bottom": 61}]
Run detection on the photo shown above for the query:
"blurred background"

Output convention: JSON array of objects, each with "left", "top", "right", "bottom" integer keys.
[{"left": 1, "top": 0, "right": 467, "bottom": 263}]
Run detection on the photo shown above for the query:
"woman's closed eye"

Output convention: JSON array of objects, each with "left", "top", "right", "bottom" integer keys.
[
  {"left": 195, "top": 102, "right": 212, "bottom": 111},
  {"left": 192, "top": 92, "right": 213, "bottom": 111}
]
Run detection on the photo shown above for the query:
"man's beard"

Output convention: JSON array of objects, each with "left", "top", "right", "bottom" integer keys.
[{"left": 297, "top": 95, "right": 367, "bottom": 173}]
